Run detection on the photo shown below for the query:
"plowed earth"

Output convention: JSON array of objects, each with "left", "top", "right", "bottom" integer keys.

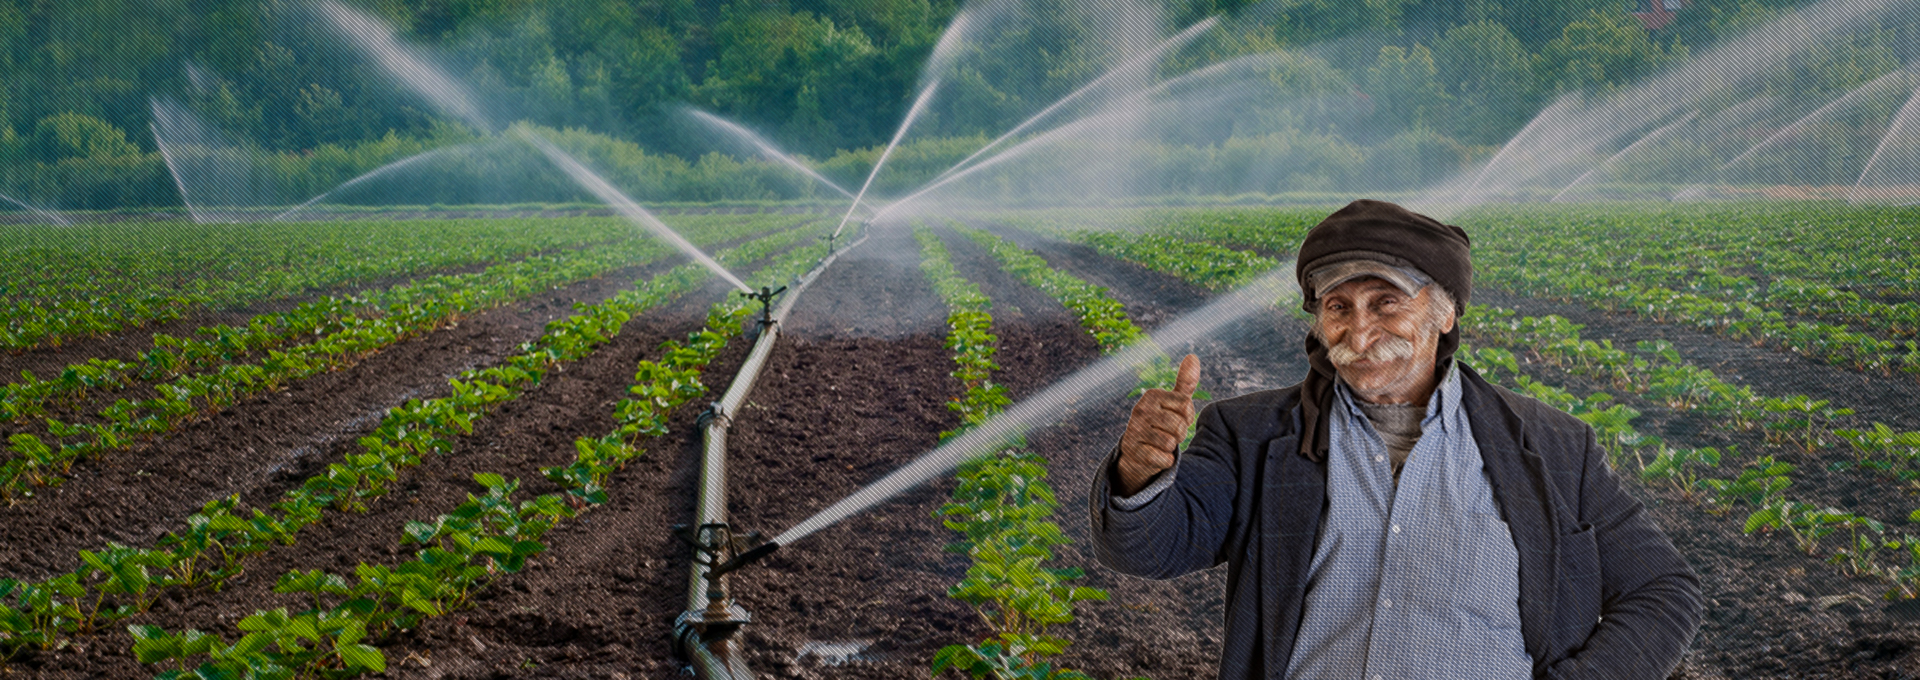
[{"left": 4, "top": 218, "right": 1918, "bottom": 680}]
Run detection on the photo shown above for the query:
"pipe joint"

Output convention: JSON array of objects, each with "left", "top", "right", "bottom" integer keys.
[{"left": 697, "top": 402, "right": 730, "bottom": 429}]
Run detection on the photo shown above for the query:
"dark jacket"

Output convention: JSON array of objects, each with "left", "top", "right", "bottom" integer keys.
[{"left": 1089, "top": 363, "right": 1702, "bottom": 679}]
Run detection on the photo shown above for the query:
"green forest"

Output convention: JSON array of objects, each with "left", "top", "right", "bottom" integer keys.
[{"left": 0, "top": 0, "right": 1907, "bottom": 209}]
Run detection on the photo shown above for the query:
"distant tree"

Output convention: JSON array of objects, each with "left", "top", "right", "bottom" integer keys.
[
  {"left": 28, "top": 112, "right": 139, "bottom": 163},
  {"left": 1267, "top": 0, "right": 1410, "bottom": 45},
  {"left": 1365, "top": 44, "right": 1449, "bottom": 135},
  {"left": 1665, "top": 0, "right": 1804, "bottom": 51},
  {"left": 1770, "top": 27, "right": 1899, "bottom": 100},
  {"left": 1432, "top": 20, "right": 1539, "bottom": 145},
  {"left": 693, "top": 4, "right": 882, "bottom": 154},
  {"left": 294, "top": 83, "right": 374, "bottom": 147},
  {"left": 1541, "top": 10, "right": 1681, "bottom": 95}
]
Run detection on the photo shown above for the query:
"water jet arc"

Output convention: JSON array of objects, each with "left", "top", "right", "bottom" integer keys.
[
  {"left": 0, "top": 192, "right": 71, "bottom": 227},
  {"left": 515, "top": 128, "right": 752, "bottom": 293},
  {"left": 926, "top": 16, "right": 1218, "bottom": 186},
  {"left": 683, "top": 109, "right": 864, "bottom": 204},
  {"left": 831, "top": 80, "right": 940, "bottom": 241},
  {"left": 772, "top": 266, "right": 1298, "bottom": 548},
  {"left": 273, "top": 143, "right": 480, "bottom": 221}
]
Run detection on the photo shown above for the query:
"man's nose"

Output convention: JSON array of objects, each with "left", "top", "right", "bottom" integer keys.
[{"left": 1346, "top": 311, "right": 1383, "bottom": 350}]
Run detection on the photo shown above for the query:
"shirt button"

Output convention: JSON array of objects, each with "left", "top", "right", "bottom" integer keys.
[
  {"left": 1391, "top": 524, "right": 1401, "bottom": 534},
  {"left": 1374, "top": 455, "right": 1384, "bottom": 463}
]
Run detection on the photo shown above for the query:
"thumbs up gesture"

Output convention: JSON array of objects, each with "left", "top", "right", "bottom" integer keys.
[{"left": 1117, "top": 354, "right": 1201, "bottom": 496}]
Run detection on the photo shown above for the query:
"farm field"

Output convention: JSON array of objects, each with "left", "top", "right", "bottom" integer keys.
[{"left": 2, "top": 202, "right": 1919, "bottom": 680}]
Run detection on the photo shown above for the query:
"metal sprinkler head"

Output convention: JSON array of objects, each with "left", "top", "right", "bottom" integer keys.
[
  {"left": 740, "top": 285, "right": 787, "bottom": 330},
  {"left": 671, "top": 522, "right": 778, "bottom": 660}
]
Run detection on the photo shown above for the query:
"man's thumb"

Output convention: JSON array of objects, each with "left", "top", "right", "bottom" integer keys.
[{"left": 1173, "top": 354, "right": 1200, "bottom": 397}]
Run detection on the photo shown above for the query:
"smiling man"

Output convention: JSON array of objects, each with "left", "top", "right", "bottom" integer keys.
[{"left": 1091, "top": 200, "right": 1702, "bottom": 680}]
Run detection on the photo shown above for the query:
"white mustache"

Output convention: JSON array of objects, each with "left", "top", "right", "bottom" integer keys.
[{"left": 1327, "top": 333, "right": 1415, "bottom": 366}]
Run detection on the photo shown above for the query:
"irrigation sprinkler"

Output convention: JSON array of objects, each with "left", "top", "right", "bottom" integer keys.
[
  {"left": 742, "top": 285, "right": 787, "bottom": 332},
  {"left": 675, "top": 225, "right": 872, "bottom": 678},
  {"left": 672, "top": 522, "right": 780, "bottom": 676}
]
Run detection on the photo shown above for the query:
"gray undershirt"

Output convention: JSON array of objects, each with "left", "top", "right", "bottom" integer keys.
[{"left": 1355, "top": 400, "right": 1424, "bottom": 480}]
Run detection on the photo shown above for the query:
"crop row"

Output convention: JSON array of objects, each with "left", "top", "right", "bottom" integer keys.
[
  {"left": 915, "top": 223, "right": 1109, "bottom": 680},
  {"left": 0, "top": 217, "right": 644, "bottom": 351},
  {"left": 0, "top": 217, "right": 821, "bottom": 500},
  {"left": 1, "top": 214, "right": 814, "bottom": 426},
  {"left": 125, "top": 228, "right": 834, "bottom": 679},
  {"left": 983, "top": 207, "right": 1320, "bottom": 257},
  {"left": 2, "top": 299, "right": 358, "bottom": 423},
  {"left": 1457, "top": 308, "right": 1920, "bottom": 600},
  {"left": 993, "top": 216, "right": 1279, "bottom": 291},
  {"left": 1471, "top": 246, "right": 1920, "bottom": 378},
  {"left": 0, "top": 241, "right": 658, "bottom": 501},
  {"left": 952, "top": 224, "right": 1142, "bottom": 354},
  {"left": 0, "top": 223, "right": 826, "bottom": 661},
  {"left": 1010, "top": 206, "right": 1920, "bottom": 379},
  {"left": 1454, "top": 203, "right": 1920, "bottom": 300}
]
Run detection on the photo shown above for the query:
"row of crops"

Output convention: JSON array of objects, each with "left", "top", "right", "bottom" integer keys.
[
  {"left": 0, "top": 212, "right": 834, "bottom": 675},
  {"left": 0, "top": 219, "right": 654, "bottom": 351},
  {"left": 983, "top": 203, "right": 1920, "bottom": 609},
  {"left": 3, "top": 201, "right": 1914, "bottom": 677}
]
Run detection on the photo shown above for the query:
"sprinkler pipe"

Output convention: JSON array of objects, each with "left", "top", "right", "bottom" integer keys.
[{"left": 674, "top": 223, "right": 873, "bottom": 678}]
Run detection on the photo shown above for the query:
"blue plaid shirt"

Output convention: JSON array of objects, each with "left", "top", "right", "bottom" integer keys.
[{"left": 1284, "top": 363, "right": 1530, "bottom": 680}]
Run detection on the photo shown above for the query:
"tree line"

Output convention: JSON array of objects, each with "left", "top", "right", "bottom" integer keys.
[{"left": 0, "top": 0, "right": 1903, "bottom": 209}]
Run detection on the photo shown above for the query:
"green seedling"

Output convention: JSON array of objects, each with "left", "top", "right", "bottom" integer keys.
[
  {"left": 1763, "top": 395, "right": 1854, "bottom": 453},
  {"left": 1703, "top": 454, "right": 1792, "bottom": 511},
  {"left": 1641, "top": 445, "right": 1722, "bottom": 500}
]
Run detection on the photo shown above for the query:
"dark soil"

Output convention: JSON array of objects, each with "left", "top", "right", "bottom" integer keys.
[
  {"left": 7, "top": 218, "right": 1920, "bottom": 680},
  {"left": 1473, "top": 287, "right": 1920, "bottom": 680},
  {"left": 0, "top": 255, "right": 687, "bottom": 584},
  {"left": 0, "top": 241, "right": 603, "bottom": 395}
]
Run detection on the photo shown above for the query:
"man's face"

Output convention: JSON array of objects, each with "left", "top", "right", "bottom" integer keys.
[{"left": 1311, "top": 277, "right": 1454, "bottom": 405}]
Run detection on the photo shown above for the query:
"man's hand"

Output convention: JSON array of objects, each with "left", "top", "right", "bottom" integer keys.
[{"left": 1116, "top": 354, "right": 1200, "bottom": 496}]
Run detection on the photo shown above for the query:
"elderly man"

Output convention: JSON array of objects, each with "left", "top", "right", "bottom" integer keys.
[{"left": 1090, "top": 200, "right": 1701, "bottom": 679}]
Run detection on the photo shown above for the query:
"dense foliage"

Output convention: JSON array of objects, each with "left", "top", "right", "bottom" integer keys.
[{"left": 3, "top": 0, "right": 1895, "bottom": 209}]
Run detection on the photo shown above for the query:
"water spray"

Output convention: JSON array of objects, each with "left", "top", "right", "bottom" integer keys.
[
  {"left": 272, "top": 143, "right": 482, "bottom": 221},
  {"left": 313, "top": 0, "right": 491, "bottom": 132},
  {"left": 771, "top": 265, "right": 1297, "bottom": 548},
  {"left": 514, "top": 127, "right": 753, "bottom": 293},
  {"left": 924, "top": 17, "right": 1218, "bottom": 187},
  {"left": 0, "top": 192, "right": 72, "bottom": 227},
  {"left": 674, "top": 223, "right": 872, "bottom": 678},
  {"left": 830, "top": 80, "right": 941, "bottom": 241},
  {"left": 683, "top": 109, "right": 865, "bottom": 204}
]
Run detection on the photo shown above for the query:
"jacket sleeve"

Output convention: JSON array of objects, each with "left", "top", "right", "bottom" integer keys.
[
  {"left": 1543, "top": 428, "right": 1704, "bottom": 680},
  {"left": 1089, "top": 400, "right": 1242, "bottom": 579}
]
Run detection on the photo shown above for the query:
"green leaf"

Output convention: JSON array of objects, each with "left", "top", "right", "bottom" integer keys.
[{"left": 337, "top": 643, "right": 386, "bottom": 671}]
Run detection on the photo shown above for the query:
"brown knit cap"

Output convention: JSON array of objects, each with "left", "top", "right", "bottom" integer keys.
[{"left": 1295, "top": 199, "right": 1472, "bottom": 313}]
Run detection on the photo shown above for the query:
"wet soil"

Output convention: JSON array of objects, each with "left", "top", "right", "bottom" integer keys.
[
  {"left": 6, "top": 220, "right": 1920, "bottom": 679},
  {"left": 0, "top": 255, "right": 685, "bottom": 583}
]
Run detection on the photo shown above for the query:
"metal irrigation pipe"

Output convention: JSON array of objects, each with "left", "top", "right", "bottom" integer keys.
[{"left": 674, "top": 223, "right": 874, "bottom": 679}]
